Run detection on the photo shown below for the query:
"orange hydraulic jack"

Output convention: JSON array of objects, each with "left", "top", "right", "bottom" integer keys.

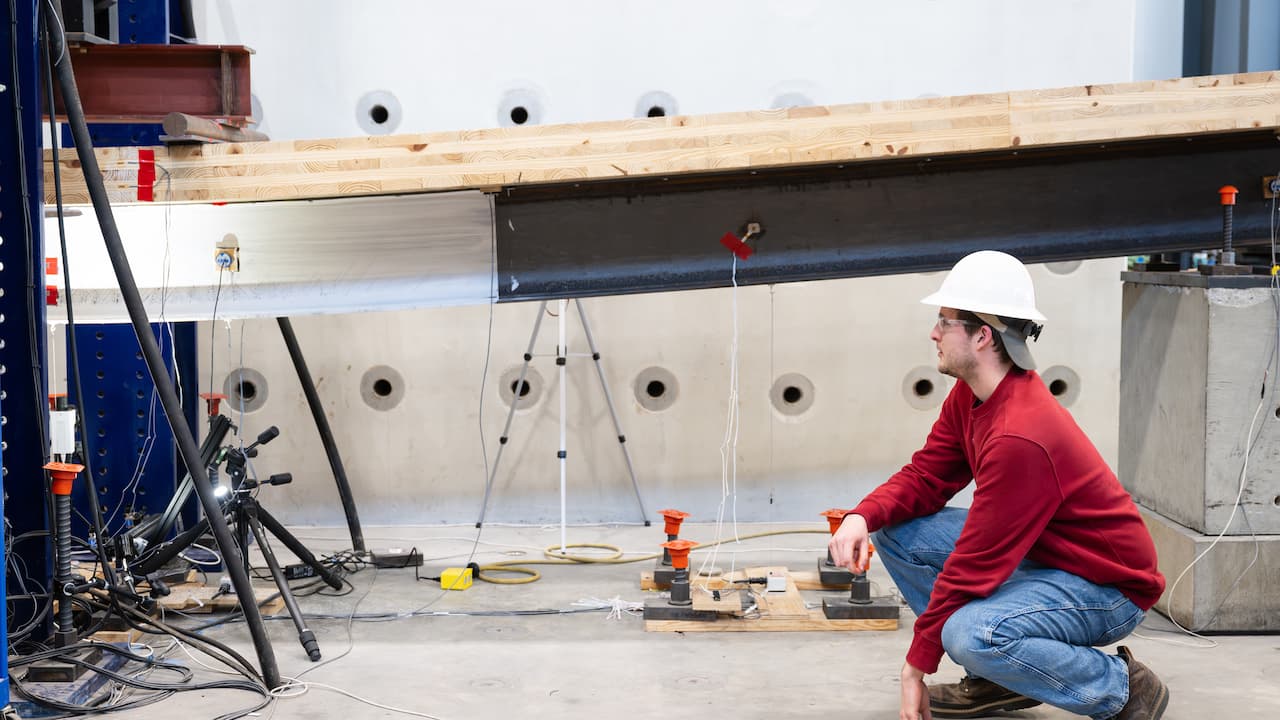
[
  {"left": 643, "top": 539, "right": 716, "bottom": 621},
  {"left": 25, "top": 462, "right": 107, "bottom": 682},
  {"left": 653, "top": 508, "right": 691, "bottom": 585},
  {"left": 821, "top": 543, "right": 900, "bottom": 620},
  {"left": 819, "top": 508, "right": 854, "bottom": 586}
]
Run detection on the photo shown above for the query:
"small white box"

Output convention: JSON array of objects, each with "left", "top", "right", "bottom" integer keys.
[{"left": 765, "top": 573, "right": 787, "bottom": 593}]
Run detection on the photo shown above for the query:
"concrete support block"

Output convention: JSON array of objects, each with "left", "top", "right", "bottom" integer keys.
[
  {"left": 1121, "top": 274, "right": 1280, "bottom": 535},
  {"left": 1141, "top": 506, "right": 1280, "bottom": 632}
]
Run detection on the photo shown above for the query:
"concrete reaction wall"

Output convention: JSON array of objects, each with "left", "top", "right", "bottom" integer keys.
[{"left": 199, "top": 261, "right": 1123, "bottom": 526}]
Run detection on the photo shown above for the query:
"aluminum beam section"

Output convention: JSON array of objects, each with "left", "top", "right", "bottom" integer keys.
[
  {"left": 494, "top": 134, "right": 1280, "bottom": 302},
  {"left": 47, "top": 43, "right": 253, "bottom": 123},
  {"left": 45, "top": 191, "right": 494, "bottom": 323},
  {"left": 2, "top": 0, "right": 47, "bottom": 690}
]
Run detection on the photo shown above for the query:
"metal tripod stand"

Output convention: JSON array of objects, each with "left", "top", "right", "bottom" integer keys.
[
  {"left": 133, "top": 427, "right": 343, "bottom": 662},
  {"left": 476, "top": 299, "right": 650, "bottom": 546}
]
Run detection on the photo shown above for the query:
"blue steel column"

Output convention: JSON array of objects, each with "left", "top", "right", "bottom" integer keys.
[
  {"left": 54, "top": 0, "right": 199, "bottom": 541},
  {"left": 1, "top": 0, "right": 46, "bottom": 706}
]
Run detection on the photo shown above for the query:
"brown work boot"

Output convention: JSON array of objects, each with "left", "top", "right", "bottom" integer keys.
[
  {"left": 1110, "top": 646, "right": 1169, "bottom": 720},
  {"left": 927, "top": 676, "right": 1042, "bottom": 718}
]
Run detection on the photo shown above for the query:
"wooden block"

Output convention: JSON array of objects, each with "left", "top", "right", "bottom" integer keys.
[
  {"left": 157, "top": 584, "right": 282, "bottom": 614},
  {"left": 90, "top": 628, "right": 147, "bottom": 644},
  {"left": 791, "top": 570, "right": 851, "bottom": 591}
]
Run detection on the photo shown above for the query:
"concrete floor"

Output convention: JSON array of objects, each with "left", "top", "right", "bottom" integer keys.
[{"left": 54, "top": 523, "right": 1280, "bottom": 719}]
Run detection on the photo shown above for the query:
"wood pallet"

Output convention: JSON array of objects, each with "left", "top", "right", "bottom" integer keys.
[
  {"left": 157, "top": 583, "right": 285, "bottom": 615},
  {"left": 644, "top": 566, "right": 898, "bottom": 633}
]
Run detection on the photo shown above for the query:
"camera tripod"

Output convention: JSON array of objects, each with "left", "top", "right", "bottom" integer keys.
[{"left": 135, "top": 426, "right": 342, "bottom": 661}]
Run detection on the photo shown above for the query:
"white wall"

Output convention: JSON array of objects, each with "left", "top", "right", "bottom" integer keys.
[
  {"left": 196, "top": 0, "right": 1140, "bottom": 140},
  {"left": 183, "top": 1, "right": 1144, "bottom": 525}
]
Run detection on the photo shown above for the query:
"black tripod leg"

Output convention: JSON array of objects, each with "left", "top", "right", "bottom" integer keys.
[
  {"left": 255, "top": 506, "right": 344, "bottom": 590},
  {"left": 245, "top": 511, "right": 321, "bottom": 662},
  {"left": 132, "top": 516, "right": 212, "bottom": 576}
]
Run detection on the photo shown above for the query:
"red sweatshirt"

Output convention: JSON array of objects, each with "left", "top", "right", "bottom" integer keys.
[{"left": 850, "top": 369, "right": 1165, "bottom": 674}]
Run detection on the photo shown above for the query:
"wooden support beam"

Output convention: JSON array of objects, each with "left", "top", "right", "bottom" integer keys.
[{"left": 42, "top": 72, "right": 1280, "bottom": 206}]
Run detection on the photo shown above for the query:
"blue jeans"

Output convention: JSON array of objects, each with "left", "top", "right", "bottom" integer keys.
[{"left": 872, "top": 508, "right": 1144, "bottom": 719}]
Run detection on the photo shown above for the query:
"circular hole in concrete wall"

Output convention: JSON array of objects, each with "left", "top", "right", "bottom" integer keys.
[
  {"left": 1273, "top": 495, "right": 1280, "bottom": 508},
  {"left": 499, "top": 87, "right": 545, "bottom": 128},
  {"left": 1040, "top": 365, "right": 1081, "bottom": 408},
  {"left": 770, "top": 373, "right": 814, "bottom": 418},
  {"left": 362, "top": 365, "right": 405, "bottom": 411},
  {"left": 222, "top": 367, "right": 268, "bottom": 414},
  {"left": 635, "top": 367, "right": 678, "bottom": 412},
  {"left": 635, "top": 91, "right": 678, "bottom": 120},
  {"left": 770, "top": 92, "right": 814, "bottom": 109},
  {"left": 903, "top": 366, "right": 949, "bottom": 410},
  {"left": 498, "top": 366, "right": 544, "bottom": 410},
  {"left": 356, "top": 90, "right": 402, "bottom": 135},
  {"left": 1046, "top": 260, "right": 1083, "bottom": 275}
]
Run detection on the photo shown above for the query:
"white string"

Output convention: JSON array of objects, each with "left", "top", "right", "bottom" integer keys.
[
  {"left": 695, "top": 256, "right": 743, "bottom": 590},
  {"left": 571, "top": 595, "right": 643, "bottom": 620}
]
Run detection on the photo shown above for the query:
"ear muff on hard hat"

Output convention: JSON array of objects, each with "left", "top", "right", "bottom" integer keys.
[
  {"left": 973, "top": 312, "right": 1043, "bottom": 371},
  {"left": 922, "top": 251, "right": 1047, "bottom": 370}
]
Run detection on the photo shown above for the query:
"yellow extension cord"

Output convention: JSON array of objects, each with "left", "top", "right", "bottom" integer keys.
[{"left": 475, "top": 528, "right": 830, "bottom": 585}]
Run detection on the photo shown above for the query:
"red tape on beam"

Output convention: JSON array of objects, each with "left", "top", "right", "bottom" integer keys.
[
  {"left": 719, "top": 232, "right": 753, "bottom": 261},
  {"left": 136, "top": 148, "right": 156, "bottom": 201}
]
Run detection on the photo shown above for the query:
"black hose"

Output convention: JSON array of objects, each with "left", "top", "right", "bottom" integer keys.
[
  {"left": 277, "top": 317, "right": 365, "bottom": 552},
  {"left": 41, "top": 5, "right": 119, "bottom": 596},
  {"left": 44, "top": 4, "right": 281, "bottom": 688},
  {"left": 175, "top": 0, "right": 197, "bottom": 43}
]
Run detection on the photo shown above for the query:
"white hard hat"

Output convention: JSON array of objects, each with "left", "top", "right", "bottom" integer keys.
[
  {"left": 921, "top": 251, "right": 1046, "bottom": 322},
  {"left": 922, "top": 251, "right": 1047, "bottom": 370}
]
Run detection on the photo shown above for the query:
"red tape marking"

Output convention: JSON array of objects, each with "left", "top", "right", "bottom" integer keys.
[
  {"left": 136, "top": 148, "right": 155, "bottom": 201},
  {"left": 719, "top": 232, "right": 753, "bottom": 261}
]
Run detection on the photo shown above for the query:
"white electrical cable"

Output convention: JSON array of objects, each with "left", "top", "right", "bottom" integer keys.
[{"left": 270, "top": 678, "right": 445, "bottom": 720}]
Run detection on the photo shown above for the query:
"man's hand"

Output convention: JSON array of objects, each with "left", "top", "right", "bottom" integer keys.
[
  {"left": 900, "top": 662, "right": 931, "bottom": 720},
  {"left": 828, "top": 513, "right": 871, "bottom": 573}
]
